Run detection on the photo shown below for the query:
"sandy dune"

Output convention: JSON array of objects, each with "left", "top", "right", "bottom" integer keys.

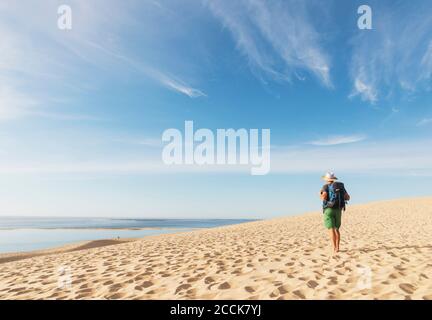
[{"left": 0, "top": 197, "right": 431, "bottom": 300}]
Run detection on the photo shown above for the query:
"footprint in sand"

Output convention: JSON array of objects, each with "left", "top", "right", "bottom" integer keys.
[
  {"left": 388, "top": 272, "right": 399, "bottom": 279},
  {"left": 186, "top": 288, "right": 197, "bottom": 296},
  {"left": 187, "top": 277, "right": 200, "bottom": 283},
  {"left": 175, "top": 283, "right": 191, "bottom": 294},
  {"left": 141, "top": 280, "right": 153, "bottom": 288},
  {"left": 269, "top": 289, "right": 279, "bottom": 298},
  {"left": 204, "top": 276, "right": 215, "bottom": 284},
  {"left": 134, "top": 275, "right": 144, "bottom": 281},
  {"left": 218, "top": 281, "right": 231, "bottom": 289},
  {"left": 335, "top": 269, "right": 344, "bottom": 275},
  {"left": 307, "top": 280, "right": 319, "bottom": 289},
  {"left": 292, "top": 290, "right": 306, "bottom": 299},
  {"left": 394, "top": 265, "right": 406, "bottom": 271},
  {"left": 244, "top": 286, "right": 256, "bottom": 293},
  {"left": 109, "top": 283, "right": 123, "bottom": 291},
  {"left": 231, "top": 269, "right": 243, "bottom": 275},
  {"left": 106, "top": 292, "right": 126, "bottom": 299},
  {"left": 160, "top": 273, "right": 171, "bottom": 278},
  {"left": 399, "top": 283, "right": 416, "bottom": 294},
  {"left": 145, "top": 289, "right": 162, "bottom": 295},
  {"left": 277, "top": 285, "right": 290, "bottom": 294},
  {"left": 327, "top": 276, "right": 338, "bottom": 285},
  {"left": 76, "top": 288, "right": 93, "bottom": 298}
]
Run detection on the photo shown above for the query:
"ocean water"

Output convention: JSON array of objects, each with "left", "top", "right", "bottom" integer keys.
[{"left": 0, "top": 217, "right": 255, "bottom": 254}]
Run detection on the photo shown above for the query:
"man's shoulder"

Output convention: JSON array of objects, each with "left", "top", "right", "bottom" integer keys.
[
  {"left": 323, "top": 182, "right": 346, "bottom": 190},
  {"left": 334, "top": 181, "right": 347, "bottom": 191}
]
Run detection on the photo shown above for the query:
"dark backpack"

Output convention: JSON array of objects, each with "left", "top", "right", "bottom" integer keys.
[{"left": 323, "top": 182, "right": 346, "bottom": 211}]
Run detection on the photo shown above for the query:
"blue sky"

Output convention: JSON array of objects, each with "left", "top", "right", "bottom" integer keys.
[{"left": 0, "top": 0, "right": 432, "bottom": 218}]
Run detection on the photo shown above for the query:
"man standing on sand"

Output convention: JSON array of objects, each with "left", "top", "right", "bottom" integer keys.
[{"left": 320, "top": 172, "right": 350, "bottom": 254}]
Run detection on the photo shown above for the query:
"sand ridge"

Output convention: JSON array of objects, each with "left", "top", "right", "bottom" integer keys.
[
  {"left": 0, "top": 239, "right": 135, "bottom": 264},
  {"left": 0, "top": 197, "right": 431, "bottom": 299}
]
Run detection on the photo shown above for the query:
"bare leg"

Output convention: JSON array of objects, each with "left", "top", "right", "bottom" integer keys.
[
  {"left": 335, "top": 229, "right": 340, "bottom": 252},
  {"left": 328, "top": 229, "right": 337, "bottom": 254}
]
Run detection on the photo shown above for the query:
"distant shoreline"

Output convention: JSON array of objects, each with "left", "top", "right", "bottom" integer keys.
[
  {"left": 0, "top": 225, "right": 210, "bottom": 265},
  {"left": 0, "top": 227, "right": 190, "bottom": 231},
  {"left": 0, "top": 220, "right": 258, "bottom": 258}
]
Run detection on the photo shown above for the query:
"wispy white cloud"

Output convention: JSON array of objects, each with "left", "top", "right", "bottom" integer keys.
[
  {"left": 272, "top": 139, "right": 432, "bottom": 174},
  {"left": 84, "top": 40, "right": 206, "bottom": 98},
  {"left": 0, "top": 0, "right": 205, "bottom": 122},
  {"left": 349, "top": 77, "right": 377, "bottom": 103},
  {"left": 308, "top": 134, "right": 367, "bottom": 146},
  {"left": 349, "top": 2, "right": 432, "bottom": 103},
  {"left": 157, "top": 74, "right": 206, "bottom": 98},
  {"left": 205, "top": 0, "right": 332, "bottom": 86},
  {"left": 420, "top": 41, "right": 432, "bottom": 81},
  {"left": 416, "top": 118, "right": 432, "bottom": 127}
]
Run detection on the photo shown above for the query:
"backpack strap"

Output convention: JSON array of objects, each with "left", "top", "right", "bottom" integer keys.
[{"left": 322, "top": 183, "right": 331, "bottom": 210}]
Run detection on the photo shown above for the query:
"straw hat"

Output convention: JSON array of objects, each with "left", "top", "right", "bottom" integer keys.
[{"left": 322, "top": 172, "right": 338, "bottom": 182}]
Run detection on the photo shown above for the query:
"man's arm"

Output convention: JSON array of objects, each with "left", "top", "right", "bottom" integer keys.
[
  {"left": 343, "top": 186, "right": 350, "bottom": 201},
  {"left": 320, "top": 185, "right": 328, "bottom": 200},
  {"left": 320, "top": 191, "right": 328, "bottom": 200}
]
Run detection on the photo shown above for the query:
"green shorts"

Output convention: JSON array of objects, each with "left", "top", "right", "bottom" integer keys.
[{"left": 323, "top": 207, "right": 342, "bottom": 229}]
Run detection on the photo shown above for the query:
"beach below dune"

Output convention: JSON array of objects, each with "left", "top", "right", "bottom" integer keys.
[
  {"left": 0, "top": 197, "right": 432, "bottom": 300},
  {"left": 0, "top": 238, "right": 136, "bottom": 265}
]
